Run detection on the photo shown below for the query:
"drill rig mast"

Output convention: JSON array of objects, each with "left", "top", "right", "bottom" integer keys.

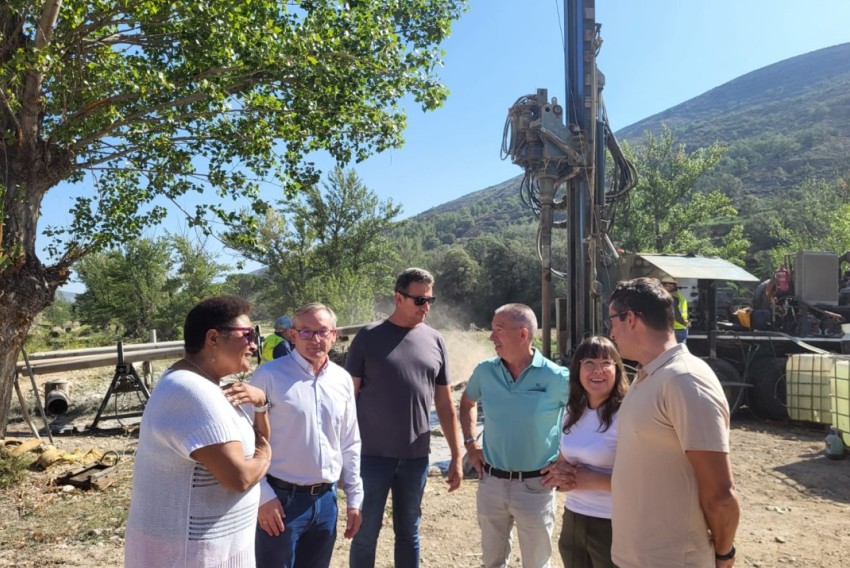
[{"left": 501, "top": 0, "right": 635, "bottom": 358}]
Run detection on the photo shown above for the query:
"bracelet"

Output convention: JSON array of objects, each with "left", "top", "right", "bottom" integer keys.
[
  {"left": 715, "top": 545, "right": 735, "bottom": 561},
  {"left": 464, "top": 436, "right": 477, "bottom": 446},
  {"left": 254, "top": 400, "right": 271, "bottom": 412}
]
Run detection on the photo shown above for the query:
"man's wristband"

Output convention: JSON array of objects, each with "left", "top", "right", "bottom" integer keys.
[
  {"left": 715, "top": 545, "right": 735, "bottom": 561},
  {"left": 254, "top": 400, "right": 271, "bottom": 413}
]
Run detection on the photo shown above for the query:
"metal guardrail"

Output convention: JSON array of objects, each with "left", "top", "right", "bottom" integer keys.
[
  {"left": 24, "top": 341, "right": 184, "bottom": 361},
  {"left": 17, "top": 323, "right": 369, "bottom": 377},
  {"left": 16, "top": 345, "right": 187, "bottom": 376}
]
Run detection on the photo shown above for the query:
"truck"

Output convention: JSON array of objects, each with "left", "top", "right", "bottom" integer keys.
[{"left": 500, "top": 0, "right": 850, "bottom": 418}]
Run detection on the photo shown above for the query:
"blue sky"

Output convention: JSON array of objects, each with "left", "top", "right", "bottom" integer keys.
[
  {"left": 347, "top": 0, "right": 850, "bottom": 218},
  {"left": 52, "top": 0, "right": 850, "bottom": 291}
]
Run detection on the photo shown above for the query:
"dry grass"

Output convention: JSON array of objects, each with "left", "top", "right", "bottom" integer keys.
[{"left": 2, "top": 331, "right": 850, "bottom": 567}]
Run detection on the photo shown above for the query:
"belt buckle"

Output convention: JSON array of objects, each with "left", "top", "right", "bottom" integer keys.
[{"left": 309, "top": 484, "right": 323, "bottom": 496}]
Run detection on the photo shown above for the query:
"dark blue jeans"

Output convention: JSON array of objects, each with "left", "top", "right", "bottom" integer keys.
[
  {"left": 255, "top": 484, "right": 337, "bottom": 568},
  {"left": 349, "top": 456, "right": 429, "bottom": 568},
  {"left": 675, "top": 328, "right": 688, "bottom": 344}
]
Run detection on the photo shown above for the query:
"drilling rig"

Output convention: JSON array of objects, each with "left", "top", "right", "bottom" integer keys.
[
  {"left": 500, "top": 0, "right": 850, "bottom": 426},
  {"left": 501, "top": 0, "right": 636, "bottom": 359}
]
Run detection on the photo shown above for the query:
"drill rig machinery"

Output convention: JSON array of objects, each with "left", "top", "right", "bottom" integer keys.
[{"left": 501, "top": 0, "right": 636, "bottom": 359}]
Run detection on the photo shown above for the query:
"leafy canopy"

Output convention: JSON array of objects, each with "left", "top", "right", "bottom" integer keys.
[
  {"left": 73, "top": 235, "right": 227, "bottom": 339},
  {"left": 1, "top": 0, "right": 467, "bottom": 264},
  {"left": 225, "top": 166, "right": 401, "bottom": 325},
  {"left": 762, "top": 177, "right": 850, "bottom": 269},
  {"left": 611, "top": 126, "right": 750, "bottom": 265}
]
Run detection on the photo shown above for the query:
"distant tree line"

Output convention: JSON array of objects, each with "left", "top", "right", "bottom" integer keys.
[{"left": 43, "top": 129, "right": 850, "bottom": 343}]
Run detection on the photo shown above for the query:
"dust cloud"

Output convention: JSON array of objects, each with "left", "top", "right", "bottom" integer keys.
[{"left": 442, "top": 329, "right": 494, "bottom": 384}]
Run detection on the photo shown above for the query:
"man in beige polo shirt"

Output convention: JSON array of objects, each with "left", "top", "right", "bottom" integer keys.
[{"left": 607, "top": 277, "right": 740, "bottom": 567}]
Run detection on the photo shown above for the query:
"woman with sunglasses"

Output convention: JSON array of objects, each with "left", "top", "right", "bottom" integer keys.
[
  {"left": 126, "top": 295, "right": 271, "bottom": 567},
  {"left": 541, "top": 336, "right": 629, "bottom": 568}
]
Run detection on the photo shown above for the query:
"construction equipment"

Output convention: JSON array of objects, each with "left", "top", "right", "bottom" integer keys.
[{"left": 501, "top": 1, "right": 850, "bottom": 420}]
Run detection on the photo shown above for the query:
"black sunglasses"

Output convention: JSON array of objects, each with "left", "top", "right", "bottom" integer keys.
[{"left": 399, "top": 291, "right": 437, "bottom": 306}]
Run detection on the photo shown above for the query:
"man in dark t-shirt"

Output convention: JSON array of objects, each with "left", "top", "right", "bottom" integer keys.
[{"left": 346, "top": 267, "right": 463, "bottom": 568}]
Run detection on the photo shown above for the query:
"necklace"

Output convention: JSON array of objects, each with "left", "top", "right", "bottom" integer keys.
[{"left": 182, "top": 357, "right": 219, "bottom": 385}]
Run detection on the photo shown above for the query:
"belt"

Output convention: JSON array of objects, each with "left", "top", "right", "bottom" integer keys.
[
  {"left": 484, "top": 464, "right": 543, "bottom": 481},
  {"left": 266, "top": 475, "right": 334, "bottom": 496}
]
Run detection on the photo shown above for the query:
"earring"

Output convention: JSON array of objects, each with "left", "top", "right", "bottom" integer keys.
[{"left": 211, "top": 345, "right": 217, "bottom": 364}]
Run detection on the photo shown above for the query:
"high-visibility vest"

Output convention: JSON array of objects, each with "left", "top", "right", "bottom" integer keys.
[
  {"left": 672, "top": 291, "right": 688, "bottom": 330},
  {"left": 261, "top": 333, "right": 285, "bottom": 362}
]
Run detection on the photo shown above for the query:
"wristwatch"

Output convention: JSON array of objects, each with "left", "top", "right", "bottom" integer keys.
[
  {"left": 715, "top": 545, "right": 735, "bottom": 561},
  {"left": 254, "top": 400, "right": 271, "bottom": 413},
  {"left": 463, "top": 436, "right": 477, "bottom": 446}
]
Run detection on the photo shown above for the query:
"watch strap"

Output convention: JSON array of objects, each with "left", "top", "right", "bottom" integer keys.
[{"left": 715, "top": 545, "right": 735, "bottom": 561}]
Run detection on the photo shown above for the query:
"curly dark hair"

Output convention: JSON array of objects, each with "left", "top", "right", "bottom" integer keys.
[
  {"left": 184, "top": 295, "right": 253, "bottom": 354},
  {"left": 564, "top": 336, "right": 629, "bottom": 434}
]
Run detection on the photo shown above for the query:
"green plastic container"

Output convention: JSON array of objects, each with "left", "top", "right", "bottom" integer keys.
[
  {"left": 786, "top": 354, "right": 834, "bottom": 424},
  {"left": 831, "top": 359, "right": 850, "bottom": 447}
]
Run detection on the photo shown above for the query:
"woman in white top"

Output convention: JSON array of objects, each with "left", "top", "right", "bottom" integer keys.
[
  {"left": 542, "top": 336, "right": 629, "bottom": 568},
  {"left": 125, "top": 295, "right": 271, "bottom": 567}
]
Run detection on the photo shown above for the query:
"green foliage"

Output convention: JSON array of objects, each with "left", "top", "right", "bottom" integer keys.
[
  {"left": 2, "top": 0, "right": 468, "bottom": 259},
  {"left": 73, "top": 235, "right": 227, "bottom": 340},
  {"left": 612, "top": 126, "right": 750, "bottom": 263},
  {"left": 23, "top": 324, "right": 118, "bottom": 353},
  {"left": 434, "top": 248, "right": 481, "bottom": 326},
  {"left": 225, "top": 167, "right": 401, "bottom": 325},
  {"left": 0, "top": 0, "right": 468, "bottom": 430},
  {"left": 0, "top": 449, "right": 33, "bottom": 490},
  {"left": 616, "top": 44, "right": 850, "bottom": 200},
  {"left": 40, "top": 295, "right": 74, "bottom": 330},
  {"left": 759, "top": 177, "right": 850, "bottom": 270}
]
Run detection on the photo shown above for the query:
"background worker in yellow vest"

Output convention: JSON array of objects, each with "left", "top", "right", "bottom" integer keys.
[
  {"left": 262, "top": 315, "right": 293, "bottom": 362},
  {"left": 661, "top": 276, "right": 689, "bottom": 344}
]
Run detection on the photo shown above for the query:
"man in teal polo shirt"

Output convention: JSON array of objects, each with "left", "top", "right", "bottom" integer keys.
[{"left": 460, "top": 303, "right": 569, "bottom": 568}]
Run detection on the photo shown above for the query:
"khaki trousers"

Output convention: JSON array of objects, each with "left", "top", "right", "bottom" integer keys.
[{"left": 476, "top": 473, "right": 556, "bottom": 568}]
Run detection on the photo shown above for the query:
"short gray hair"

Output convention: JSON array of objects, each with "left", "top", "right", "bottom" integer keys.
[
  {"left": 293, "top": 302, "right": 337, "bottom": 328},
  {"left": 494, "top": 303, "right": 538, "bottom": 338},
  {"left": 395, "top": 267, "right": 435, "bottom": 293}
]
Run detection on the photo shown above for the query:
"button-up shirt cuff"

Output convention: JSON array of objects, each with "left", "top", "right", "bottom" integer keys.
[{"left": 346, "top": 489, "right": 364, "bottom": 510}]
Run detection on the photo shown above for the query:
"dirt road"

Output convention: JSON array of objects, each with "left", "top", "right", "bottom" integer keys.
[
  {"left": 1, "top": 414, "right": 848, "bottom": 567},
  {"left": 2, "top": 330, "right": 849, "bottom": 566}
]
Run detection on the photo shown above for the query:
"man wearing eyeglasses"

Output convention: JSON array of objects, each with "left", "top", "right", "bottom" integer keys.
[
  {"left": 607, "top": 278, "right": 740, "bottom": 568},
  {"left": 250, "top": 303, "right": 363, "bottom": 568},
  {"left": 459, "top": 303, "right": 569, "bottom": 568},
  {"left": 347, "top": 267, "right": 463, "bottom": 568}
]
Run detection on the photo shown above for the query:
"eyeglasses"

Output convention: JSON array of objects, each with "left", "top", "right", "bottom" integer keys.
[
  {"left": 580, "top": 359, "right": 616, "bottom": 372},
  {"left": 295, "top": 329, "right": 335, "bottom": 340},
  {"left": 219, "top": 326, "right": 258, "bottom": 344},
  {"left": 399, "top": 291, "right": 437, "bottom": 306},
  {"left": 604, "top": 310, "right": 640, "bottom": 323}
]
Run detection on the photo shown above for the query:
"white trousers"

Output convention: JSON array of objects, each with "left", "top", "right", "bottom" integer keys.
[{"left": 476, "top": 473, "right": 556, "bottom": 568}]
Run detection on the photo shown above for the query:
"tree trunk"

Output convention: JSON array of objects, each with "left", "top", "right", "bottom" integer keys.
[
  {"left": 0, "top": 138, "right": 73, "bottom": 432},
  {"left": 0, "top": 254, "right": 66, "bottom": 432}
]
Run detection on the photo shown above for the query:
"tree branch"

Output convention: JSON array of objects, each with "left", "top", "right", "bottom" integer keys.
[
  {"left": 19, "top": 0, "right": 63, "bottom": 142},
  {"left": 62, "top": 68, "right": 262, "bottom": 148},
  {"left": 0, "top": 89, "right": 20, "bottom": 132}
]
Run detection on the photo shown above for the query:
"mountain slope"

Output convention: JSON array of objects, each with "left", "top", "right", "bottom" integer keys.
[
  {"left": 617, "top": 43, "right": 850, "bottom": 195},
  {"left": 403, "top": 42, "right": 850, "bottom": 240}
]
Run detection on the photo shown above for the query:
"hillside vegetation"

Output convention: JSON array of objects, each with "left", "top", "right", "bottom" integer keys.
[{"left": 384, "top": 43, "right": 850, "bottom": 326}]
